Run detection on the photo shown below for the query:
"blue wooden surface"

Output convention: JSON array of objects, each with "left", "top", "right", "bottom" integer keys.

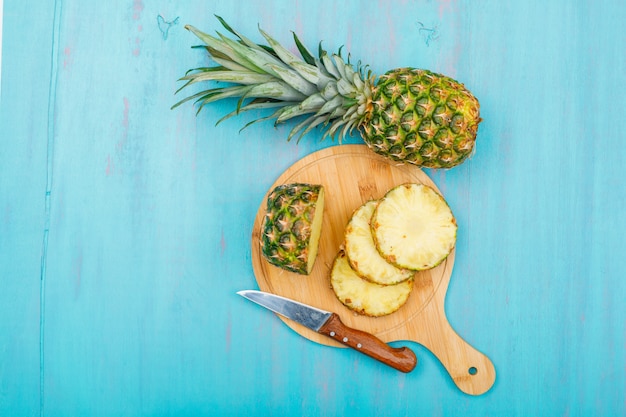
[{"left": 1, "top": 0, "right": 624, "bottom": 415}]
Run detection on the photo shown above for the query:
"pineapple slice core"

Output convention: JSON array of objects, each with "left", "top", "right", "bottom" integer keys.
[{"left": 372, "top": 183, "right": 456, "bottom": 271}]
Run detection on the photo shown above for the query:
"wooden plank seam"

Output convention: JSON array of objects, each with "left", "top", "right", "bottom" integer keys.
[{"left": 40, "top": 0, "right": 63, "bottom": 414}]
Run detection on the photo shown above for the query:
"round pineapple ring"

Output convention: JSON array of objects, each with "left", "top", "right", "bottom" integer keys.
[
  {"left": 372, "top": 183, "right": 457, "bottom": 271},
  {"left": 331, "top": 251, "right": 413, "bottom": 317},
  {"left": 344, "top": 200, "right": 415, "bottom": 285}
]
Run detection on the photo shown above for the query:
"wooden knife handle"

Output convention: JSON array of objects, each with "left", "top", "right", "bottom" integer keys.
[{"left": 318, "top": 313, "right": 417, "bottom": 373}]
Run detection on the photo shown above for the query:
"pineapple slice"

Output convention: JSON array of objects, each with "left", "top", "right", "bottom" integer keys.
[
  {"left": 344, "top": 200, "right": 414, "bottom": 285},
  {"left": 372, "top": 183, "right": 456, "bottom": 271},
  {"left": 260, "top": 183, "right": 325, "bottom": 275},
  {"left": 330, "top": 251, "right": 413, "bottom": 317}
]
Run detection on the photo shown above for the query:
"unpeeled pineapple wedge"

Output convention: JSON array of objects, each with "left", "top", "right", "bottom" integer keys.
[{"left": 260, "top": 183, "right": 325, "bottom": 275}]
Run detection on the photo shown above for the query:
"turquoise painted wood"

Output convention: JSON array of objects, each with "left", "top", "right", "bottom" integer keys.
[{"left": 1, "top": 0, "right": 624, "bottom": 415}]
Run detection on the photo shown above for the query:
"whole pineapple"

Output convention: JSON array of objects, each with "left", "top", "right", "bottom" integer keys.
[
  {"left": 174, "top": 16, "right": 481, "bottom": 169},
  {"left": 260, "top": 183, "right": 325, "bottom": 275}
]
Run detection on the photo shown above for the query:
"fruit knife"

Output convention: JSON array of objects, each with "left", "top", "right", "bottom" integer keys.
[{"left": 237, "top": 290, "right": 417, "bottom": 373}]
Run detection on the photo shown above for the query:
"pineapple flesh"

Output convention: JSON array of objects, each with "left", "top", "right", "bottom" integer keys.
[
  {"left": 372, "top": 183, "right": 456, "bottom": 271},
  {"left": 330, "top": 251, "right": 413, "bottom": 317},
  {"left": 174, "top": 16, "right": 481, "bottom": 169},
  {"left": 260, "top": 183, "right": 325, "bottom": 275},
  {"left": 344, "top": 200, "right": 414, "bottom": 285}
]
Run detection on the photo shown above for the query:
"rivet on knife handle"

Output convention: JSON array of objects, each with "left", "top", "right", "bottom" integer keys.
[{"left": 318, "top": 313, "right": 417, "bottom": 373}]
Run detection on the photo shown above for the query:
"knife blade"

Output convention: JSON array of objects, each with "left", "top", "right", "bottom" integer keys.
[{"left": 237, "top": 290, "right": 417, "bottom": 373}]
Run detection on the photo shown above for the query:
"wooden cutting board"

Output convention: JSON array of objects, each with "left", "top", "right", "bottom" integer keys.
[{"left": 251, "top": 145, "right": 495, "bottom": 395}]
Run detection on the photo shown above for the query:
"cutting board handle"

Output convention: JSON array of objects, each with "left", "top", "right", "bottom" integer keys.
[{"left": 426, "top": 317, "right": 496, "bottom": 395}]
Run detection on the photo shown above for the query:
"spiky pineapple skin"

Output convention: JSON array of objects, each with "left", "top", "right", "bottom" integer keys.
[
  {"left": 260, "top": 183, "right": 324, "bottom": 275},
  {"left": 361, "top": 68, "right": 481, "bottom": 169}
]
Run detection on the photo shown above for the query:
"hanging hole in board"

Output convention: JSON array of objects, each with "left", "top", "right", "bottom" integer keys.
[{"left": 468, "top": 366, "right": 478, "bottom": 376}]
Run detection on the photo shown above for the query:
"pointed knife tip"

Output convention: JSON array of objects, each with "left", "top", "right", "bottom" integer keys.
[{"left": 237, "top": 289, "right": 258, "bottom": 297}]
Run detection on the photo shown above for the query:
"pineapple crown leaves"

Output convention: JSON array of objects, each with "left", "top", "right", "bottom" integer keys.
[{"left": 173, "top": 16, "right": 375, "bottom": 143}]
